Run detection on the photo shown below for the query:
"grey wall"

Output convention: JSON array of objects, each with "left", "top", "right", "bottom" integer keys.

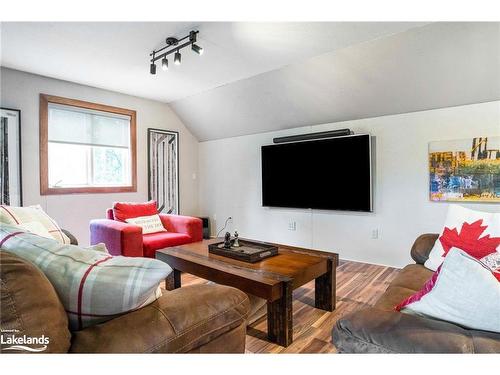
[
  {"left": 0, "top": 67, "right": 199, "bottom": 244},
  {"left": 198, "top": 101, "right": 500, "bottom": 268}
]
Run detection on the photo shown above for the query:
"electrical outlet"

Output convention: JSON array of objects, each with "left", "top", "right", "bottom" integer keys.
[
  {"left": 371, "top": 229, "right": 379, "bottom": 239},
  {"left": 288, "top": 221, "right": 297, "bottom": 231}
]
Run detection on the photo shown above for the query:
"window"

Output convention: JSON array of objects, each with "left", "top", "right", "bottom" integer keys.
[{"left": 40, "top": 94, "right": 137, "bottom": 194}]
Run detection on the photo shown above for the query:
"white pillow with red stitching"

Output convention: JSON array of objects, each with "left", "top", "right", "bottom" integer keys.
[
  {"left": 0, "top": 204, "right": 71, "bottom": 244},
  {"left": 15, "top": 221, "right": 53, "bottom": 239},
  {"left": 125, "top": 214, "right": 167, "bottom": 234}
]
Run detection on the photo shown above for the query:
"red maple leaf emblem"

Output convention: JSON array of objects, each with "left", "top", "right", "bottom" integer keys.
[
  {"left": 493, "top": 271, "right": 500, "bottom": 283},
  {"left": 439, "top": 219, "right": 500, "bottom": 260}
]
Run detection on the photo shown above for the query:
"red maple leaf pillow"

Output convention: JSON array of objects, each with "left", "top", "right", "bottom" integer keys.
[
  {"left": 424, "top": 205, "right": 500, "bottom": 271},
  {"left": 439, "top": 219, "right": 500, "bottom": 260}
]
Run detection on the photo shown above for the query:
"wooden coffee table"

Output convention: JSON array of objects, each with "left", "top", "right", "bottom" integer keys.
[{"left": 156, "top": 239, "right": 338, "bottom": 347}]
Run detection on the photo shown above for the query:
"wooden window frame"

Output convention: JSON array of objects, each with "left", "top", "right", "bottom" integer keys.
[{"left": 40, "top": 94, "right": 137, "bottom": 195}]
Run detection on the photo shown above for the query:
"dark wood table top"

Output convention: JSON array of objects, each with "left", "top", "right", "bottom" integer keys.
[{"left": 156, "top": 238, "right": 339, "bottom": 301}]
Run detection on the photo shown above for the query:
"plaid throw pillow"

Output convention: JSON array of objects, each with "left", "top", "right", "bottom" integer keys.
[
  {"left": 0, "top": 224, "right": 172, "bottom": 330},
  {"left": 0, "top": 205, "right": 71, "bottom": 244}
]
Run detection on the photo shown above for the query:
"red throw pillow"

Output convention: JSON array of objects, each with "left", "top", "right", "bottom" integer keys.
[{"left": 113, "top": 201, "right": 158, "bottom": 222}]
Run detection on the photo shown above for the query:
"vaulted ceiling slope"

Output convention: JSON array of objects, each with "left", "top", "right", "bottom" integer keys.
[
  {"left": 171, "top": 22, "right": 500, "bottom": 141},
  {"left": 1, "top": 22, "right": 499, "bottom": 141},
  {"left": 0, "top": 22, "right": 426, "bottom": 103}
]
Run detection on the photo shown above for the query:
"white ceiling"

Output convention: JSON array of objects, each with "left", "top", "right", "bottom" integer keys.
[
  {"left": 1, "top": 22, "right": 426, "bottom": 103},
  {"left": 1, "top": 22, "right": 499, "bottom": 141}
]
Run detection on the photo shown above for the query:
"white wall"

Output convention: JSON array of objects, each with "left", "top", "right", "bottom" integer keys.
[
  {"left": 199, "top": 101, "right": 500, "bottom": 268},
  {"left": 2, "top": 66, "right": 499, "bottom": 268},
  {"left": 0, "top": 68, "right": 199, "bottom": 244}
]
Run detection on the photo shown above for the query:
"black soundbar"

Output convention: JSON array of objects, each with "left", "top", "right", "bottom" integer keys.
[{"left": 273, "top": 129, "right": 352, "bottom": 144}]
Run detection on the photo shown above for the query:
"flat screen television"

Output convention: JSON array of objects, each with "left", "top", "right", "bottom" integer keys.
[{"left": 261, "top": 134, "right": 372, "bottom": 212}]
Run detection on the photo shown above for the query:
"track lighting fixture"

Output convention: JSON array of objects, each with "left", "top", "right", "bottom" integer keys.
[
  {"left": 161, "top": 57, "right": 168, "bottom": 71},
  {"left": 174, "top": 50, "right": 181, "bottom": 65},
  {"left": 149, "top": 30, "right": 202, "bottom": 74}
]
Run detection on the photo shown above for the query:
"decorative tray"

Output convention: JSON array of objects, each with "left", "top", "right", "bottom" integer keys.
[{"left": 208, "top": 239, "right": 279, "bottom": 263}]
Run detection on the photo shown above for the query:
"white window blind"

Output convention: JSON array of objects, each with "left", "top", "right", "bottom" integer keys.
[
  {"left": 48, "top": 103, "right": 131, "bottom": 148},
  {"left": 47, "top": 103, "right": 132, "bottom": 188}
]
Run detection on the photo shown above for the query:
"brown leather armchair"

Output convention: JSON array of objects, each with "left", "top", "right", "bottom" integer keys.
[{"left": 0, "top": 251, "right": 250, "bottom": 353}]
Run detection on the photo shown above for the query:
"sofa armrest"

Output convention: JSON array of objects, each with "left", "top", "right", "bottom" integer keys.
[
  {"left": 410, "top": 233, "right": 439, "bottom": 264},
  {"left": 62, "top": 229, "right": 78, "bottom": 245},
  {"left": 89, "top": 219, "right": 143, "bottom": 257},
  {"left": 70, "top": 283, "right": 250, "bottom": 353},
  {"left": 159, "top": 214, "right": 203, "bottom": 242}
]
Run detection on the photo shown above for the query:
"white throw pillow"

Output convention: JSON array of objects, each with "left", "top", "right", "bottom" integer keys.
[
  {"left": 398, "top": 249, "right": 500, "bottom": 333},
  {"left": 424, "top": 205, "right": 500, "bottom": 271},
  {"left": 0, "top": 204, "right": 71, "bottom": 244},
  {"left": 15, "top": 221, "right": 53, "bottom": 239},
  {"left": 125, "top": 214, "right": 166, "bottom": 234},
  {"left": 0, "top": 224, "right": 171, "bottom": 331}
]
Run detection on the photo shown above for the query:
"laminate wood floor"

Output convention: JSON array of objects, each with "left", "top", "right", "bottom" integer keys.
[{"left": 181, "top": 259, "right": 399, "bottom": 353}]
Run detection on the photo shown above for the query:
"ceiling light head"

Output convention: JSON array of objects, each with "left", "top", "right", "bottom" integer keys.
[
  {"left": 174, "top": 50, "right": 181, "bottom": 65},
  {"left": 161, "top": 57, "right": 168, "bottom": 71},
  {"left": 192, "top": 44, "right": 203, "bottom": 55},
  {"left": 150, "top": 63, "right": 156, "bottom": 75}
]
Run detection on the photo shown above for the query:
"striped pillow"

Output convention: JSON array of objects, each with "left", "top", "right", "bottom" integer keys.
[
  {"left": 0, "top": 224, "right": 172, "bottom": 331},
  {"left": 0, "top": 205, "right": 71, "bottom": 244}
]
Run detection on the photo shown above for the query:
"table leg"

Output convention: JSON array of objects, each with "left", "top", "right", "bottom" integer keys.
[
  {"left": 315, "top": 258, "right": 336, "bottom": 311},
  {"left": 165, "top": 269, "right": 181, "bottom": 290},
  {"left": 267, "top": 280, "right": 293, "bottom": 347}
]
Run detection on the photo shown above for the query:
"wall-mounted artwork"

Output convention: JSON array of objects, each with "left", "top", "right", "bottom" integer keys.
[
  {"left": 148, "top": 128, "right": 179, "bottom": 214},
  {"left": 429, "top": 136, "right": 500, "bottom": 203},
  {"left": 0, "top": 108, "right": 22, "bottom": 206}
]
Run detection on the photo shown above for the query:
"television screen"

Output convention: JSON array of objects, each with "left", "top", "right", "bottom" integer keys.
[{"left": 261, "top": 134, "right": 372, "bottom": 211}]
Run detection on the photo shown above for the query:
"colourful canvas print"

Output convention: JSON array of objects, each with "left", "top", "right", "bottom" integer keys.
[{"left": 429, "top": 136, "right": 500, "bottom": 202}]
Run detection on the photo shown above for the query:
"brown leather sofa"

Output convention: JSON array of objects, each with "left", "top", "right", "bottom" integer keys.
[
  {"left": 332, "top": 233, "right": 500, "bottom": 353},
  {"left": 0, "top": 251, "right": 250, "bottom": 353}
]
